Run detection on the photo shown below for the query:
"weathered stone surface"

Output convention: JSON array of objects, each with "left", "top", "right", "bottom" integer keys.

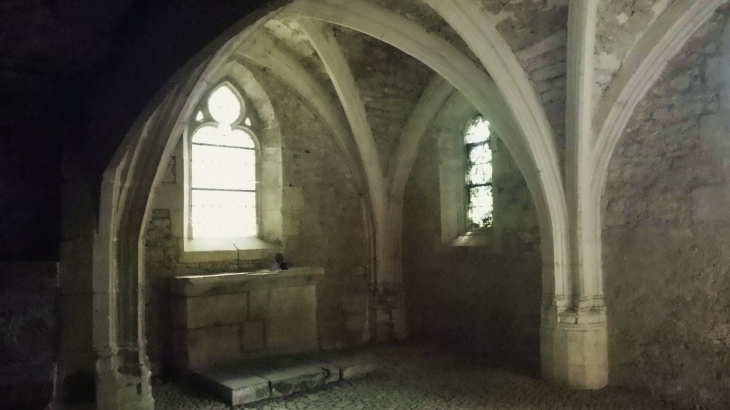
[
  {"left": 191, "top": 369, "right": 270, "bottom": 405},
  {"left": 242, "top": 320, "right": 266, "bottom": 352},
  {"left": 175, "top": 293, "right": 248, "bottom": 329},
  {"left": 186, "top": 350, "right": 376, "bottom": 405},
  {"left": 267, "top": 285, "right": 318, "bottom": 355},
  {"left": 172, "top": 270, "right": 322, "bottom": 370},
  {"left": 248, "top": 290, "right": 269, "bottom": 319},
  {"left": 594, "top": 0, "right": 675, "bottom": 102},
  {"left": 693, "top": 185, "right": 730, "bottom": 222},
  {"left": 262, "top": 365, "right": 327, "bottom": 398},
  {"left": 178, "top": 326, "right": 241, "bottom": 370},
  {"left": 604, "top": 8, "right": 730, "bottom": 408}
]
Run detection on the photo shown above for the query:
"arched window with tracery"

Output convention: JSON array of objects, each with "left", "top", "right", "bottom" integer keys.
[
  {"left": 189, "top": 83, "right": 258, "bottom": 238},
  {"left": 465, "top": 115, "right": 493, "bottom": 229}
]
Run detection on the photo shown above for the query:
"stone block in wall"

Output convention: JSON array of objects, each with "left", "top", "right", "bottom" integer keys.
[
  {"left": 248, "top": 290, "right": 269, "bottom": 319},
  {"left": 147, "top": 215, "right": 172, "bottom": 241},
  {"left": 177, "top": 326, "right": 241, "bottom": 370},
  {"left": 171, "top": 268, "right": 324, "bottom": 369},
  {"left": 340, "top": 292, "right": 367, "bottom": 314},
  {"left": 267, "top": 285, "right": 318, "bottom": 355},
  {"left": 391, "top": 307, "right": 410, "bottom": 340},
  {"left": 700, "top": 113, "right": 730, "bottom": 157},
  {"left": 532, "top": 62, "right": 566, "bottom": 81},
  {"left": 175, "top": 293, "right": 248, "bottom": 329},
  {"left": 345, "top": 314, "right": 367, "bottom": 345},
  {"left": 693, "top": 185, "right": 730, "bottom": 222},
  {"left": 242, "top": 321, "right": 266, "bottom": 352},
  {"left": 375, "top": 310, "right": 390, "bottom": 343}
]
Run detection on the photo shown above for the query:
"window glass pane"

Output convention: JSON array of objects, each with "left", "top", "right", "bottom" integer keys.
[
  {"left": 192, "top": 126, "right": 255, "bottom": 148},
  {"left": 465, "top": 116, "right": 491, "bottom": 144},
  {"left": 192, "top": 190, "right": 257, "bottom": 238},
  {"left": 468, "top": 144, "right": 492, "bottom": 186},
  {"left": 468, "top": 186, "right": 493, "bottom": 228},
  {"left": 208, "top": 85, "right": 242, "bottom": 125},
  {"left": 468, "top": 163, "right": 492, "bottom": 186},
  {"left": 191, "top": 145, "right": 255, "bottom": 191},
  {"left": 465, "top": 115, "right": 493, "bottom": 230}
]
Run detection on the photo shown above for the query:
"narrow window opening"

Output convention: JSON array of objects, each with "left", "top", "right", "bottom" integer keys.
[{"left": 465, "top": 115, "right": 493, "bottom": 229}]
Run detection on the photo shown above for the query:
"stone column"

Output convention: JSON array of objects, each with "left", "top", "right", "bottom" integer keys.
[
  {"left": 541, "top": 0, "right": 608, "bottom": 389},
  {"left": 93, "top": 172, "right": 155, "bottom": 410}
]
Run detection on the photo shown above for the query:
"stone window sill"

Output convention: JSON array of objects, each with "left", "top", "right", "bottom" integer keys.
[
  {"left": 447, "top": 228, "right": 503, "bottom": 253},
  {"left": 171, "top": 266, "right": 325, "bottom": 296},
  {"left": 180, "top": 236, "right": 280, "bottom": 263}
]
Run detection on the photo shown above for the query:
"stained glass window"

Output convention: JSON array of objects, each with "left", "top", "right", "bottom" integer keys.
[
  {"left": 465, "top": 116, "right": 493, "bottom": 229},
  {"left": 190, "top": 84, "right": 257, "bottom": 238}
]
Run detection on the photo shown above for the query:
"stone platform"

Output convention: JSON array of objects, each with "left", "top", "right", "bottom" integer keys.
[{"left": 189, "top": 352, "right": 377, "bottom": 406}]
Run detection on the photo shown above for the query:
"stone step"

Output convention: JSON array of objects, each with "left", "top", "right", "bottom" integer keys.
[{"left": 190, "top": 352, "right": 377, "bottom": 406}]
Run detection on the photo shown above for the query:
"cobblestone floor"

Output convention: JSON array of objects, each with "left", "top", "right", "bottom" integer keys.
[{"left": 154, "top": 344, "right": 668, "bottom": 410}]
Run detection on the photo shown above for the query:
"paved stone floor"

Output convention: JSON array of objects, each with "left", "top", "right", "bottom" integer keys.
[{"left": 154, "top": 344, "right": 668, "bottom": 410}]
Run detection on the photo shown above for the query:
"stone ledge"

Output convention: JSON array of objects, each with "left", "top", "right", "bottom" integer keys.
[
  {"left": 190, "top": 352, "right": 376, "bottom": 406},
  {"left": 171, "top": 267, "right": 325, "bottom": 297},
  {"left": 179, "top": 237, "right": 281, "bottom": 263}
]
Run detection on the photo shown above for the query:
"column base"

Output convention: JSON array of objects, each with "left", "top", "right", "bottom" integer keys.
[
  {"left": 541, "top": 308, "right": 608, "bottom": 389},
  {"left": 96, "top": 363, "right": 154, "bottom": 410},
  {"left": 373, "top": 282, "right": 410, "bottom": 342}
]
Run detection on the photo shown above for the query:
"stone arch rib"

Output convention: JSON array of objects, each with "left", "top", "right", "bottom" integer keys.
[
  {"left": 236, "top": 32, "right": 368, "bottom": 196},
  {"left": 592, "top": 0, "right": 727, "bottom": 198},
  {"left": 388, "top": 74, "right": 453, "bottom": 202},
  {"left": 296, "top": 18, "right": 391, "bottom": 287},
  {"left": 286, "top": 0, "right": 570, "bottom": 304}
]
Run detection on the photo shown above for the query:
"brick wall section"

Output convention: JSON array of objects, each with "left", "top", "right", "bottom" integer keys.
[{"left": 603, "top": 7, "right": 730, "bottom": 408}]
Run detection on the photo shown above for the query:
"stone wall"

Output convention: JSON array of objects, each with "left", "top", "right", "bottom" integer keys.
[
  {"left": 144, "top": 65, "right": 371, "bottom": 373},
  {"left": 0, "top": 262, "right": 60, "bottom": 409},
  {"left": 479, "top": 0, "right": 568, "bottom": 53},
  {"left": 335, "top": 27, "right": 435, "bottom": 176},
  {"left": 514, "top": 31, "right": 568, "bottom": 163},
  {"left": 595, "top": 0, "right": 675, "bottom": 103},
  {"left": 361, "top": 0, "right": 481, "bottom": 66},
  {"left": 603, "top": 6, "right": 730, "bottom": 408},
  {"left": 402, "top": 92, "right": 542, "bottom": 369}
]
